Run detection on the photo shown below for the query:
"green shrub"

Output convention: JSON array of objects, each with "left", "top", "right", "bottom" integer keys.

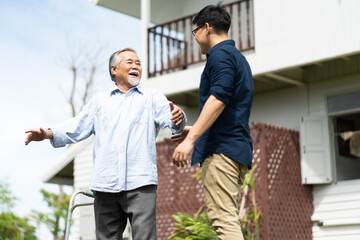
[{"left": 169, "top": 165, "right": 260, "bottom": 240}]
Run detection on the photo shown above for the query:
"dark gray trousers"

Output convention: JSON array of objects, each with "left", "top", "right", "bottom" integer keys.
[{"left": 94, "top": 185, "right": 157, "bottom": 240}]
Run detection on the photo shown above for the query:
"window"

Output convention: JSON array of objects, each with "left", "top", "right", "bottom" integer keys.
[{"left": 328, "top": 91, "right": 360, "bottom": 181}]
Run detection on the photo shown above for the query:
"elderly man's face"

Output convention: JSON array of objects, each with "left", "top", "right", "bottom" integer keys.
[{"left": 113, "top": 51, "right": 142, "bottom": 87}]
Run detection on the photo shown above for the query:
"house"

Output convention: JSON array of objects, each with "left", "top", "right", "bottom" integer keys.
[{"left": 42, "top": 0, "right": 360, "bottom": 239}]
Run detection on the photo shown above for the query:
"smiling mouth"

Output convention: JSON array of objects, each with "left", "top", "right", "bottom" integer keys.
[{"left": 129, "top": 72, "right": 139, "bottom": 77}]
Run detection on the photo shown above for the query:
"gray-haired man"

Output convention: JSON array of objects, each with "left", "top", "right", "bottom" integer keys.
[{"left": 25, "top": 48, "right": 186, "bottom": 239}]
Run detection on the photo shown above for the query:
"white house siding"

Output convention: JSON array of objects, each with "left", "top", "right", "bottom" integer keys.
[
  {"left": 312, "top": 179, "right": 360, "bottom": 239},
  {"left": 73, "top": 139, "right": 95, "bottom": 240}
]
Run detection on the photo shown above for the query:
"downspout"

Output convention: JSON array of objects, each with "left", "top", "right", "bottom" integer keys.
[{"left": 141, "top": 0, "right": 150, "bottom": 80}]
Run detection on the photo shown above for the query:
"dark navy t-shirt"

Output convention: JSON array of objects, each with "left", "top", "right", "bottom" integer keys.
[{"left": 191, "top": 40, "right": 254, "bottom": 167}]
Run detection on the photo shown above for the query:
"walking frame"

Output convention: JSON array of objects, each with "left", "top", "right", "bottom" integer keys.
[{"left": 65, "top": 190, "right": 95, "bottom": 240}]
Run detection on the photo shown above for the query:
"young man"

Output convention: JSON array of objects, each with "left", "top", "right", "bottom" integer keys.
[
  {"left": 25, "top": 48, "right": 186, "bottom": 240},
  {"left": 172, "top": 4, "right": 254, "bottom": 240}
]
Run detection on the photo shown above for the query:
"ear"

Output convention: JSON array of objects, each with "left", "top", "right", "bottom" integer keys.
[
  {"left": 204, "top": 22, "right": 212, "bottom": 35},
  {"left": 110, "top": 66, "right": 117, "bottom": 75}
]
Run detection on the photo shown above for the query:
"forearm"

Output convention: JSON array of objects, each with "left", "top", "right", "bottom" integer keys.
[
  {"left": 45, "top": 129, "right": 53, "bottom": 139},
  {"left": 185, "top": 95, "right": 225, "bottom": 144},
  {"left": 50, "top": 123, "right": 93, "bottom": 148}
]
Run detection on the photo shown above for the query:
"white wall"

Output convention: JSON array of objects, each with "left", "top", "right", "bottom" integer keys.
[
  {"left": 250, "top": 86, "right": 308, "bottom": 130},
  {"left": 141, "top": 62, "right": 205, "bottom": 95},
  {"left": 181, "top": 0, "right": 235, "bottom": 17},
  {"left": 246, "top": 0, "right": 360, "bottom": 75},
  {"left": 308, "top": 74, "right": 360, "bottom": 116}
]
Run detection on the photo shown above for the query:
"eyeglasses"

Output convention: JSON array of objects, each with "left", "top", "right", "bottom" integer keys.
[{"left": 192, "top": 26, "right": 202, "bottom": 36}]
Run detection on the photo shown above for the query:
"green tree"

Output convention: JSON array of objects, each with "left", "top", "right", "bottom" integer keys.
[
  {"left": 0, "top": 180, "right": 16, "bottom": 211},
  {"left": 32, "top": 189, "right": 70, "bottom": 240},
  {"left": 0, "top": 179, "right": 38, "bottom": 240}
]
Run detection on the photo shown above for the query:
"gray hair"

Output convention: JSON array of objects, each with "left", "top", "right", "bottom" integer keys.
[{"left": 109, "top": 48, "right": 137, "bottom": 82}]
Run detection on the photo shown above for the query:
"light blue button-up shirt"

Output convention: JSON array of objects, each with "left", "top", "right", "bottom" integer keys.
[{"left": 50, "top": 85, "right": 186, "bottom": 192}]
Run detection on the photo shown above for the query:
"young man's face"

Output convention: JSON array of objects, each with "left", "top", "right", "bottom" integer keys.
[
  {"left": 112, "top": 51, "right": 142, "bottom": 87},
  {"left": 194, "top": 24, "right": 211, "bottom": 54}
]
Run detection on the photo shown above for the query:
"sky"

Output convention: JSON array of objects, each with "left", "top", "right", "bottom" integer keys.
[{"left": 0, "top": 0, "right": 141, "bottom": 238}]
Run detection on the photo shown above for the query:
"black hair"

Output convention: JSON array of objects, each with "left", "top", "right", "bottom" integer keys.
[{"left": 192, "top": 2, "right": 231, "bottom": 34}]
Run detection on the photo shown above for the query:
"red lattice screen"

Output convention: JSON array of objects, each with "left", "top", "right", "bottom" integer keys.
[
  {"left": 155, "top": 123, "right": 313, "bottom": 240},
  {"left": 156, "top": 140, "right": 205, "bottom": 239},
  {"left": 250, "top": 123, "right": 313, "bottom": 240}
]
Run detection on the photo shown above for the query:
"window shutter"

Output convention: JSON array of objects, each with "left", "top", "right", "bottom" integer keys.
[{"left": 300, "top": 115, "right": 332, "bottom": 184}]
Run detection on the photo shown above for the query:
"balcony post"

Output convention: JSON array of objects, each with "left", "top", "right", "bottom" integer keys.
[{"left": 141, "top": 0, "right": 150, "bottom": 80}]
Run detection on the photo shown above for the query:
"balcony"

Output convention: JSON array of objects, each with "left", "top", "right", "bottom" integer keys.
[{"left": 147, "top": 0, "right": 254, "bottom": 78}]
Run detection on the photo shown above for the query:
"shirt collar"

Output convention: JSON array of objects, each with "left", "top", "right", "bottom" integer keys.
[
  {"left": 109, "top": 83, "right": 144, "bottom": 96},
  {"left": 206, "top": 39, "right": 235, "bottom": 58}
]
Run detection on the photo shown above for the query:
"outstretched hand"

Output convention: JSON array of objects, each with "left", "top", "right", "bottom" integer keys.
[
  {"left": 25, "top": 127, "right": 53, "bottom": 145},
  {"left": 169, "top": 101, "right": 184, "bottom": 126},
  {"left": 171, "top": 138, "right": 194, "bottom": 168},
  {"left": 171, "top": 126, "right": 193, "bottom": 168}
]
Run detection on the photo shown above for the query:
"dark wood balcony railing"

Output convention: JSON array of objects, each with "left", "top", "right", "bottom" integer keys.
[{"left": 147, "top": 0, "right": 254, "bottom": 78}]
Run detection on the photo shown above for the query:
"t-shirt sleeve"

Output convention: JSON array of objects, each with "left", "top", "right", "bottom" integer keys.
[{"left": 208, "top": 50, "right": 235, "bottom": 105}]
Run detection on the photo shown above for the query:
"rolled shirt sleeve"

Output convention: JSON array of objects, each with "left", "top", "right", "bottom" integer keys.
[
  {"left": 151, "top": 89, "right": 186, "bottom": 134},
  {"left": 208, "top": 49, "right": 235, "bottom": 105},
  {"left": 50, "top": 98, "right": 96, "bottom": 148}
]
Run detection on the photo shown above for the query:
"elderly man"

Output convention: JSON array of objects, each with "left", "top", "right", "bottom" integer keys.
[{"left": 25, "top": 48, "right": 186, "bottom": 240}]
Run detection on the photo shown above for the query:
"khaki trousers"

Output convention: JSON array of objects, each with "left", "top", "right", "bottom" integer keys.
[{"left": 202, "top": 153, "right": 248, "bottom": 240}]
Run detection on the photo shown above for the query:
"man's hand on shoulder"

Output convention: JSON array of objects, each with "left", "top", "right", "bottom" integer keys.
[{"left": 25, "top": 127, "right": 53, "bottom": 145}]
